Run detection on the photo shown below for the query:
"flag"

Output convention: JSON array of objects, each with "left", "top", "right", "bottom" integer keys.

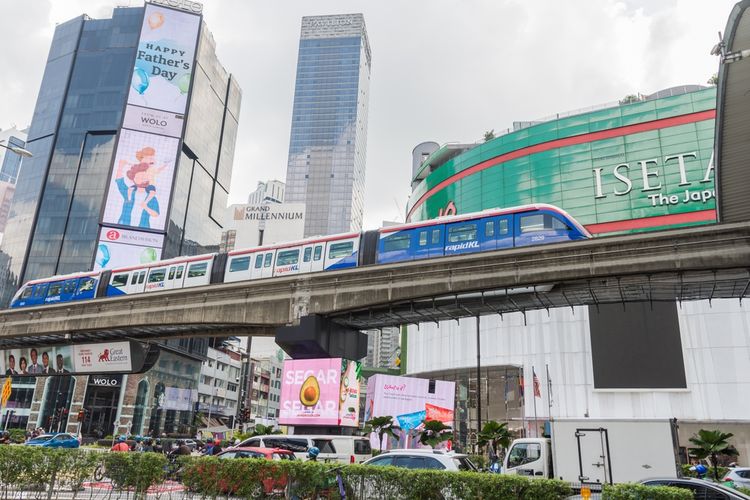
[{"left": 532, "top": 368, "right": 542, "bottom": 398}]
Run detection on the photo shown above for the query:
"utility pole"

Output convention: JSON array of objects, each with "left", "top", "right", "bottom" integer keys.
[{"left": 476, "top": 316, "right": 482, "bottom": 439}]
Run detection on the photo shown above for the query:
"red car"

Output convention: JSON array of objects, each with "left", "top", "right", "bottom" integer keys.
[{"left": 217, "top": 446, "right": 295, "bottom": 495}]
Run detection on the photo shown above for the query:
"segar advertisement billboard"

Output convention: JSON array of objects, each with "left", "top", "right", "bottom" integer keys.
[
  {"left": 98, "top": 2, "right": 201, "bottom": 267},
  {"left": 279, "top": 358, "right": 361, "bottom": 427},
  {"left": 364, "top": 374, "right": 455, "bottom": 431}
]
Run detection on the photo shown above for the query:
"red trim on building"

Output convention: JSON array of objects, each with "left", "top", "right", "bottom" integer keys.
[
  {"left": 406, "top": 109, "right": 716, "bottom": 221},
  {"left": 584, "top": 209, "right": 716, "bottom": 234}
]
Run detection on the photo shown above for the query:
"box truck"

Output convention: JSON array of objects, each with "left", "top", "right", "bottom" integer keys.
[{"left": 502, "top": 419, "right": 681, "bottom": 484}]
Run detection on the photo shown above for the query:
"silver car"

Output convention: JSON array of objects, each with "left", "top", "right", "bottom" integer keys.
[
  {"left": 724, "top": 468, "right": 750, "bottom": 490},
  {"left": 362, "top": 449, "right": 477, "bottom": 472},
  {"left": 641, "top": 477, "right": 750, "bottom": 499}
]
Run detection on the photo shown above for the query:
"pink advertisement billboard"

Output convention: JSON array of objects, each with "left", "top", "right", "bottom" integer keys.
[
  {"left": 364, "top": 374, "right": 455, "bottom": 431},
  {"left": 279, "top": 358, "right": 361, "bottom": 427}
]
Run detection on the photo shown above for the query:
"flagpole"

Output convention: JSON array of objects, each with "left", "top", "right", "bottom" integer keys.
[
  {"left": 532, "top": 366, "right": 538, "bottom": 437},
  {"left": 545, "top": 364, "right": 552, "bottom": 421}
]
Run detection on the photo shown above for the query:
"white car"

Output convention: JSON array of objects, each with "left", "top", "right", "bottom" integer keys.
[
  {"left": 362, "top": 449, "right": 477, "bottom": 472},
  {"left": 725, "top": 467, "right": 750, "bottom": 489}
]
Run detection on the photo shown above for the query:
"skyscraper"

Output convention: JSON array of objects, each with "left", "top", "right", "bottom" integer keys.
[
  {"left": 284, "top": 14, "right": 371, "bottom": 237},
  {"left": 0, "top": 3, "right": 241, "bottom": 305}
]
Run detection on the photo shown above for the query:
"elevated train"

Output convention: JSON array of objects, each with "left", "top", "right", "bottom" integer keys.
[{"left": 10, "top": 204, "right": 591, "bottom": 308}]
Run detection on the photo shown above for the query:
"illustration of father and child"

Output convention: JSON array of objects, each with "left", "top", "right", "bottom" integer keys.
[
  {"left": 114, "top": 146, "right": 169, "bottom": 229},
  {"left": 5, "top": 350, "right": 70, "bottom": 375}
]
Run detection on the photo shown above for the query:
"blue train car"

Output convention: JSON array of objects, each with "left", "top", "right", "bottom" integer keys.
[
  {"left": 375, "top": 204, "right": 590, "bottom": 264},
  {"left": 10, "top": 272, "right": 100, "bottom": 308}
]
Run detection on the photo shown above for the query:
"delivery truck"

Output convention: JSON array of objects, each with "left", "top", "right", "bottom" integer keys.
[{"left": 502, "top": 419, "right": 681, "bottom": 485}]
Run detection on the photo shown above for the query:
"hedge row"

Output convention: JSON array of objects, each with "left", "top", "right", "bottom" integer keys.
[{"left": 603, "top": 483, "right": 693, "bottom": 500}]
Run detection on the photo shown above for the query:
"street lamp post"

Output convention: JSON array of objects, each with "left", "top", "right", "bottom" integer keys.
[{"left": 0, "top": 140, "right": 32, "bottom": 158}]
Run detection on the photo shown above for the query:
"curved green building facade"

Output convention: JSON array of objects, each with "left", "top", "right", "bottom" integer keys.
[{"left": 407, "top": 87, "right": 716, "bottom": 235}]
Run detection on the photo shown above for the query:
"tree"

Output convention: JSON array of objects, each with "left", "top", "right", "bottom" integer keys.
[
  {"left": 619, "top": 94, "right": 640, "bottom": 105},
  {"left": 477, "top": 420, "right": 513, "bottom": 460},
  {"left": 688, "top": 429, "right": 738, "bottom": 481},
  {"left": 251, "top": 424, "right": 282, "bottom": 437},
  {"left": 483, "top": 129, "right": 496, "bottom": 142},
  {"left": 708, "top": 73, "right": 719, "bottom": 86},
  {"left": 364, "top": 416, "right": 399, "bottom": 451},
  {"left": 419, "top": 420, "right": 453, "bottom": 449}
]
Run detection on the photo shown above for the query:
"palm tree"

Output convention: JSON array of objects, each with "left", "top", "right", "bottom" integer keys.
[
  {"left": 688, "top": 429, "right": 738, "bottom": 481},
  {"left": 477, "top": 420, "right": 512, "bottom": 461},
  {"left": 364, "top": 416, "right": 398, "bottom": 451},
  {"left": 251, "top": 424, "right": 281, "bottom": 437},
  {"left": 419, "top": 420, "right": 453, "bottom": 449}
]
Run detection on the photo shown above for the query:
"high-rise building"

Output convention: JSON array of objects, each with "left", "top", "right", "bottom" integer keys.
[
  {"left": 248, "top": 179, "right": 285, "bottom": 205},
  {"left": 0, "top": 2, "right": 240, "bottom": 438},
  {"left": 364, "top": 327, "right": 400, "bottom": 369},
  {"left": 284, "top": 14, "right": 371, "bottom": 237},
  {"left": 0, "top": 126, "right": 29, "bottom": 184},
  {"left": 0, "top": 3, "right": 241, "bottom": 306}
]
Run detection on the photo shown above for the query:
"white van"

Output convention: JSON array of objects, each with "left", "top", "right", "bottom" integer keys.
[{"left": 237, "top": 434, "right": 372, "bottom": 464}]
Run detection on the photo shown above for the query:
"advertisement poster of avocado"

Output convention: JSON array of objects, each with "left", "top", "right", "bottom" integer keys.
[
  {"left": 279, "top": 358, "right": 361, "bottom": 427},
  {"left": 100, "top": 129, "right": 179, "bottom": 232},
  {"left": 128, "top": 3, "right": 201, "bottom": 115},
  {"left": 94, "top": 226, "right": 164, "bottom": 271}
]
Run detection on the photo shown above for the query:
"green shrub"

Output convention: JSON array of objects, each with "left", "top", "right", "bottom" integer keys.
[
  {"left": 738, "top": 486, "right": 750, "bottom": 496},
  {"left": 680, "top": 463, "right": 729, "bottom": 480},
  {"left": 102, "top": 451, "right": 167, "bottom": 494},
  {"left": 8, "top": 428, "right": 26, "bottom": 443},
  {"left": 603, "top": 483, "right": 693, "bottom": 500}
]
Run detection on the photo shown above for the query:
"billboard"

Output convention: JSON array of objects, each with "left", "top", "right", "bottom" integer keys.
[
  {"left": 128, "top": 3, "right": 201, "bottom": 114},
  {"left": 123, "top": 105, "right": 184, "bottom": 138},
  {"left": 101, "top": 129, "right": 179, "bottom": 231},
  {"left": 94, "top": 226, "right": 164, "bottom": 270},
  {"left": 364, "top": 374, "right": 455, "bottom": 431},
  {"left": 279, "top": 358, "right": 361, "bottom": 427},
  {"left": 0, "top": 341, "right": 149, "bottom": 377}
]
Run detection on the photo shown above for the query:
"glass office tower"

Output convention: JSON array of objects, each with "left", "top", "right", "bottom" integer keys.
[
  {"left": 0, "top": 5, "right": 241, "bottom": 305},
  {"left": 284, "top": 14, "right": 371, "bottom": 237}
]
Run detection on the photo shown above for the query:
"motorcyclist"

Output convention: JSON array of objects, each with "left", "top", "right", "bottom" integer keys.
[
  {"left": 111, "top": 435, "right": 129, "bottom": 452},
  {"left": 0, "top": 431, "right": 11, "bottom": 444},
  {"left": 171, "top": 439, "right": 192, "bottom": 456},
  {"left": 690, "top": 463, "right": 708, "bottom": 479},
  {"left": 307, "top": 446, "right": 320, "bottom": 462}
]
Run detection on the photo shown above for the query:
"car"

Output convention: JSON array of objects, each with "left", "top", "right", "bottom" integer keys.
[
  {"left": 362, "top": 449, "right": 477, "bottom": 472},
  {"left": 641, "top": 477, "right": 750, "bottom": 499},
  {"left": 25, "top": 433, "right": 80, "bottom": 449},
  {"left": 216, "top": 447, "right": 295, "bottom": 496},
  {"left": 237, "top": 434, "right": 372, "bottom": 463},
  {"left": 724, "top": 467, "right": 750, "bottom": 490}
]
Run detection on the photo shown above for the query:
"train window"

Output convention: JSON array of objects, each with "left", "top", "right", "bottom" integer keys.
[
  {"left": 419, "top": 231, "right": 428, "bottom": 246},
  {"left": 498, "top": 219, "right": 509, "bottom": 234},
  {"left": 277, "top": 250, "right": 299, "bottom": 266},
  {"left": 112, "top": 274, "right": 129, "bottom": 288},
  {"left": 485, "top": 221, "right": 494, "bottom": 237},
  {"left": 263, "top": 253, "right": 273, "bottom": 268},
  {"left": 33, "top": 284, "right": 48, "bottom": 298},
  {"left": 254, "top": 254, "right": 263, "bottom": 269},
  {"left": 176, "top": 266, "right": 184, "bottom": 280},
  {"left": 229, "top": 257, "right": 250, "bottom": 273},
  {"left": 187, "top": 262, "right": 208, "bottom": 278},
  {"left": 21, "top": 288, "right": 33, "bottom": 299},
  {"left": 383, "top": 234, "right": 410, "bottom": 252},
  {"left": 77, "top": 278, "right": 95, "bottom": 293},
  {"left": 138, "top": 271, "right": 146, "bottom": 284},
  {"left": 432, "top": 229, "right": 441, "bottom": 244},
  {"left": 329, "top": 241, "right": 354, "bottom": 259},
  {"left": 520, "top": 214, "right": 569, "bottom": 232},
  {"left": 131, "top": 273, "right": 138, "bottom": 285},
  {"left": 303, "top": 247, "right": 312, "bottom": 262},
  {"left": 168, "top": 267, "right": 176, "bottom": 280},
  {"left": 448, "top": 223, "right": 477, "bottom": 243},
  {"left": 63, "top": 280, "right": 77, "bottom": 294},
  {"left": 148, "top": 269, "right": 166, "bottom": 283},
  {"left": 313, "top": 246, "right": 322, "bottom": 261},
  {"left": 47, "top": 283, "right": 63, "bottom": 297}
]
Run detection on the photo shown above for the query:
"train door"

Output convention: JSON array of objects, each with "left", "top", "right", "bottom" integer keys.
[
  {"left": 250, "top": 253, "right": 264, "bottom": 280},
  {"left": 310, "top": 244, "right": 325, "bottom": 272},
  {"left": 414, "top": 226, "right": 444, "bottom": 259},
  {"left": 260, "top": 251, "right": 275, "bottom": 278},
  {"left": 162, "top": 265, "right": 181, "bottom": 290},
  {"left": 123, "top": 268, "right": 147, "bottom": 294},
  {"left": 445, "top": 219, "right": 482, "bottom": 255},
  {"left": 298, "top": 245, "right": 315, "bottom": 274},
  {"left": 481, "top": 216, "right": 513, "bottom": 251},
  {"left": 514, "top": 211, "right": 572, "bottom": 247}
]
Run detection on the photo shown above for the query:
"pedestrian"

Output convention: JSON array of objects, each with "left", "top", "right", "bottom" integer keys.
[
  {"left": 142, "top": 438, "right": 155, "bottom": 452},
  {"left": 171, "top": 439, "right": 192, "bottom": 456},
  {"left": 153, "top": 438, "right": 163, "bottom": 454},
  {"left": 210, "top": 438, "right": 223, "bottom": 456},
  {"left": 111, "top": 435, "right": 129, "bottom": 452}
]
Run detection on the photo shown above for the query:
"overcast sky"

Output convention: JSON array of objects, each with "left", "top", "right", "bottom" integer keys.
[{"left": 0, "top": 0, "right": 733, "bottom": 228}]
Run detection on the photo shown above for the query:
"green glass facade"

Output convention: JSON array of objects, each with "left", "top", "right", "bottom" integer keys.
[{"left": 407, "top": 88, "right": 716, "bottom": 235}]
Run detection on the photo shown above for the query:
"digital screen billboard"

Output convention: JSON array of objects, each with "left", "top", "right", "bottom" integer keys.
[
  {"left": 128, "top": 3, "right": 201, "bottom": 114},
  {"left": 94, "top": 226, "right": 163, "bottom": 271},
  {"left": 279, "top": 358, "right": 361, "bottom": 427},
  {"left": 0, "top": 341, "right": 147, "bottom": 376},
  {"left": 101, "top": 129, "right": 179, "bottom": 232},
  {"left": 364, "top": 374, "right": 455, "bottom": 431},
  {"left": 123, "top": 105, "right": 184, "bottom": 138}
]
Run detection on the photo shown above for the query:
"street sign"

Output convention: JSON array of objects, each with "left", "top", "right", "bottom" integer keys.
[{"left": 1, "top": 378, "right": 11, "bottom": 408}]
